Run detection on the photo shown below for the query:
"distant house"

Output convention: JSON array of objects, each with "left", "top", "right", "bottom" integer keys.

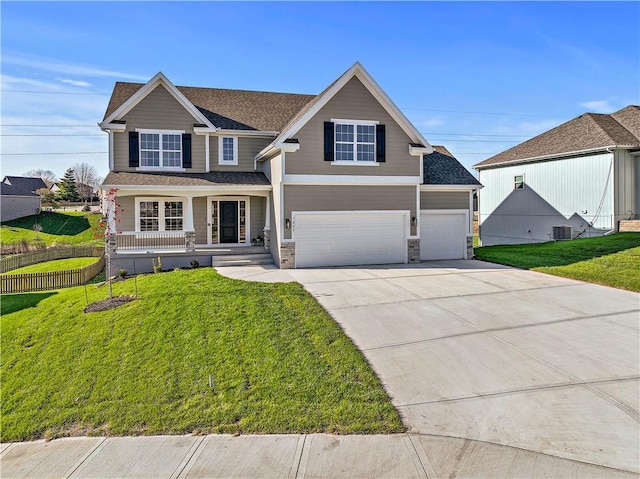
[
  {"left": 0, "top": 176, "right": 47, "bottom": 222},
  {"left": 474, "top": 105, "right": 640, "bottom": 245}
]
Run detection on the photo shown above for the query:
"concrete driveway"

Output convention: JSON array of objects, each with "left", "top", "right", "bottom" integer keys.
[{"left": 220, "top": 260, "right": 640, "bottom": 475}]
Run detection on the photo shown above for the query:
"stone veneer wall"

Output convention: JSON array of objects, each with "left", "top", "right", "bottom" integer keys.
[
  {"left": 467, "top": 236, "right": 473, "bottom": 259},
  {"left": 280, "top": 243, "right": 295, "bottom": 269},
  {"left": 407, "top": 239, "right": 420, "bottom": 263}
]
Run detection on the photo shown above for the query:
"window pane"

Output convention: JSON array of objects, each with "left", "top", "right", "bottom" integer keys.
[
  {"left": 163, "top": 134, "right": 181, "bottom": 151},
  {"left": 336, "top": 142, "right": 354, "bottom": 161},
  {"left": 211, "top": 201, "right": 218, "bottom": 244},
  {"left": 357, "top": 143, "right": 375, "bottom": 161},
  {"left": 357, "top": 125, "right": 375, "bottom": 143},
  {"left": 164, "top": 201, "right": 183, "bottom": 217},
  {"left": 222, "top": 137, "right": 235, "bottom": 162},
  {"left": 140, "top": 133, "right": 159, "bottom": 150},
  {"left": 239, "top": 200, "right": 246, "bottom": 242},
  {"left": 163, "top": 151, "right": 181, "bottom": 167},
  {"left": 165, "top": 218, "right": 183, "bottom": 231},
  {"left": 141, "top": 150, "right": 160, "bottom": 167},
  {"left": 335, "top": 124, "right": 354, "bottom": 142}
]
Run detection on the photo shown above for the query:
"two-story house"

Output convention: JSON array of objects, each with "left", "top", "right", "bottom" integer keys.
[{"left": 100, "top": 62, "right": 481, "bottom": 271}]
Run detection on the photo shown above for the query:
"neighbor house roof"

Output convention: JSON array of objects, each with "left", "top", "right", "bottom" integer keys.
[
  {"left": 474, "top": 105, "right": 640, "bottom": 169},
  {"left": 104, "top": 82, "right": 316, "bottom": 132},
  {"left": 0, "top": 176, "right": 46, "bottom": 196},
  {"left": 102, "top": 171, "right": 271, "bottom": 188},
  {"left": 423, "top": 146, "right": 481, "bottom": 186}
]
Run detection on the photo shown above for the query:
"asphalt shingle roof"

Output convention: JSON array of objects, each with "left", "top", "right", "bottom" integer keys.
[
  {"left": 104, "top": 82, "right": 316, "bottom": 132},
  {"left": 102, "top": 171, "right": 271, "bottom": 187},
  {"left": 1, "top": 176, "right": 46, "bottom": 196},
  {"left": 423, "top": 146, "right": 481, "bottom": 186},
  {"left": 474, "top": 105, "right": 640, "bottom": 169}
]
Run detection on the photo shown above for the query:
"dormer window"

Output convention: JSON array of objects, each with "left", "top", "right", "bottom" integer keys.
[{"left": 219, "top": 136, "right": 238, "bottom": 165}]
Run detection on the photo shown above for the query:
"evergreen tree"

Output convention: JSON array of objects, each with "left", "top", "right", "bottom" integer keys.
[{"left": 56, "top": 168, "right": 81, "bottom": 202}]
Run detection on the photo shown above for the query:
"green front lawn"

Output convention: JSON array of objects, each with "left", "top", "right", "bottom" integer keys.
[
  {"left": 474, "top": 233, "right": 640, "bottom": 291},
  {"left": 0, "top": 211, "right": 102, "bottom": 247},
  {"left": 2, "top": 257, "right": 100, "bottom": 275},
  {"left": 1, "top": 268, "right": 404, "bottom": 442}
]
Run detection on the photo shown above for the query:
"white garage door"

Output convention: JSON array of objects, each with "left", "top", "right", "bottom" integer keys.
[
  {"left": 294, "top": 211, "right": 407, "bottom": 268},
  {"left": 420, "top": 211, "right": 467, "bottom": 260}
]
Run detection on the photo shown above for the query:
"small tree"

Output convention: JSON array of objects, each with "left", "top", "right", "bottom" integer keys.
[
  {"left": 55, "top": 168, "right": 81, "bottom": 202},
  {"left": 73, "top": 162, "right": 100, "bottom": 202}
]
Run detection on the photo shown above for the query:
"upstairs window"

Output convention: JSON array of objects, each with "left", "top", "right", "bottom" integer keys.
[
  {"left": 218, "top": 136, "right": 238, "bottom": 165},
  {"left": 514, "top": 175, "right": 524, "bottom": 190},
  {"left": 137, "top": 130, "right": 184, "bottom": 168},
  {"left": 335, "top": 121, "right": 376, "bottom": 162}
]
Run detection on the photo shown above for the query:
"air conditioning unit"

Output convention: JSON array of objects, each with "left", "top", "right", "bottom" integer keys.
[{"left": 552, "top": 225, "right": 572, "bottom": 241}]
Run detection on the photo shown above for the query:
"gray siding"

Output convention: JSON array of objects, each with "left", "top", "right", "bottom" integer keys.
[
  {"left": 114, "top": 85, "right": 206, "bottom": 172},
  {"left": 114, "top": 196, "right": 136, "bottom": 231},
  {"left": 478, "top": 152, "right": 615, "bottom": 246},
  {"left": 209, "top": 136, "right": 272, "bottom": 172},
  {"left": 283, "top": 185, "right": 416, "bottom": 239},
  {"left": 613, "top": 149, "right": 638, "bottom": 221},
  {"left": 250, "top": 196, "right": 266, "bottom": 241},
  {"left": 0, "top": 196, "right": 41, "bottom": 222},
  {"left": 285, "top": 77, "right": 419, "bottom": 177},
  {"left": 420, "top": 191, "right": 468, "bottom": 210},
  {"left": 193, "top": 197, "right": 208, "bottom": 244}
]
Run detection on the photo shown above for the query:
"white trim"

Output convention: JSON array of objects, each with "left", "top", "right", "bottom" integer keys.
[
  {"left": 193, "top": 126, "right": 217, "bottom": 135},
  {"left": 135, "top": 167, "right": 187, "bottom": 173},
  {"left": 331, "top": 161, "right": 379, "bottom": 167},
  {"left": 283, "top": 174, "right": 420, "bottom": 185},
  {"left": 330, "top": 118, "right": 379, "bottom": 125},
  {"left": 101, "top": 185, "right": 272, "bottom": 194},
  {"left": 218, "top": 136, "right": 238, "bottom": 165},
  {"left": 205, "top": 134, "right": 210, "bottom": 171},
  {"left": 101, "top": 122, "right": 127, "bottom": 132},
  {"left": 108, "top": 130, "right": 114, "bottom": 170},
  {"left": 100, "top": 72, "right": 215, "bottom": 129},
  {"left": 206, "top": 196, "right": 251, "bottom": 246},
  {"left": 135, "top": 196, "right": 187, "bottom": 233},
  {"left": 255, "top": 62, "right": 431, "bottom": 161},
  {"left": 215, "top": 129, "right": 278, "bottom": 138}
]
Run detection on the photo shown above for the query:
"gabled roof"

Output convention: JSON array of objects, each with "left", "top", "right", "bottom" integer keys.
[
  {"left": 474, "top": 105, "right": 640, "bottom": 169},
  {"left": 103, "top": 73, "right": 316, "bottom": 132},
  {"left": 423, "top": 147, "right": 481, "bottom": 186},
  {"left": 1, "top": 176, "right": 46, "bottom": 196},
  {"left": 261, "top": 62, "right": 431, "bottom": 156}
]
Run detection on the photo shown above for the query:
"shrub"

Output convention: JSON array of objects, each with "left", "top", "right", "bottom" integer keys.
[
  {"left": 82, "top": 204, "right": 91, "bottom": 212},
  {"left": 190, "top": 259, "right": 200, "bottom": 269},
  {"left": 118, "top": 269, "right": 128, "bottom": 280}
]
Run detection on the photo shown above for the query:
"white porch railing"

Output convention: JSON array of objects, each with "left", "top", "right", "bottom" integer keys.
[{"left": 110, "top": 231, "right": 196, "bottom": 252}]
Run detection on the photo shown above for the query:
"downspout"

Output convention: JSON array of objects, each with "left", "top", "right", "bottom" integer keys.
[{"left": 603, "top": 147, "right": 617, "bottom": 235}]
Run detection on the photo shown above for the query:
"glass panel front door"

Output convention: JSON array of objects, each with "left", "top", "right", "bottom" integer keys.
[{"left": 220, "top": 201, "right": 238, "bottom": 243}]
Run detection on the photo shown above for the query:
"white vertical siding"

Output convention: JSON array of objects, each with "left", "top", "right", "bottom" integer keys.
[
  {"left": 478, "top": 153, "right": 614, "bottom": 245},
  {"left": 614, "top": 149, "right": 638, "bottom": 221}
]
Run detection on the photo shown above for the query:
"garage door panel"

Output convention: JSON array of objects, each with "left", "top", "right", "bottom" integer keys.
[
  {"left": 294, "top": 212, "right": 407, "bottom": 268},
  {"left": 420, "top": 211, "right": 467, "bottom": 260}
]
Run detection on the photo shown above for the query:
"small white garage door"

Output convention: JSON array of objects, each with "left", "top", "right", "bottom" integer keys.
[
  {"left": 420, "top": 210, "right": 467, "bottom": 260},
  {"left": 294, "top": 211, "right": 407, "bottom": 268}
]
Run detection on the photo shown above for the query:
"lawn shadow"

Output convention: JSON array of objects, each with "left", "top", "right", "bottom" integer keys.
[
  {"left": 1, "top": 292, "right": 58, "bottom": 315},
  {"left": 2, "top": 212, "right": 91, "bottom": 236}
]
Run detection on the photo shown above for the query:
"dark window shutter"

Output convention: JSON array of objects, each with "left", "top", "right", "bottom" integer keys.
[
  {"left": 128, "top": 132, "right": 139, "bottom": 167},
  {"left": 182, "top": 134, "right": 192, "bottom": 168},
  {"left": 376, "top": 124, "right": 386, "bottom": 163},
  {"left": 324, "top": 122, "right": 334, "bottom": 162}
]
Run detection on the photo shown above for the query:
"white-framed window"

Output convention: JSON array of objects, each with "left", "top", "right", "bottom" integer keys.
[
  {"left": 334, "top": 120, "right": 376, "bottom": 162},
  {"left": 218, "top": 136, "right": 238, "bottom": 165},
  {"left": 514, "top": 175, "right": 524, "bottom": 190},
  {"left": 138, "top": 129, "right": 184, "bottom": 168},
  {"left": 136, "top": 198, "right": 185, "bottom": 231}
]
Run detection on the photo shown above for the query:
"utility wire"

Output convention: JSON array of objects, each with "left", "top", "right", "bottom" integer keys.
[
  {"left": 1, "top": 124, "right": 97, "bottom": 127},
  {"left": 2, "top": 89, "right": 110, "bottom": 96},
  {"left": 1, "top": 134, "right": 105, "bottom": 137}
]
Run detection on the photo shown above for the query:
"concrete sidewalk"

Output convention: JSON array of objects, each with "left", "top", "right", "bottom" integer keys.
[{"left": 2, "top": 433, "right": 635, "bottom": 478}]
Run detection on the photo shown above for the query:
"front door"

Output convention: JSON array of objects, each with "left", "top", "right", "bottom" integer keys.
[{"left": 220, "top": 201, "right": 238, "bottom": 243}]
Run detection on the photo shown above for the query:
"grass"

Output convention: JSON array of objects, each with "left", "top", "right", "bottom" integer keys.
[
  {"left": 2, "top": 257, "right": 100, "bottom": 275},
  {"left": 0, "top": 211, "right": 102, "bottom": 247},
  {"left": 474, "top": 233, "right": 640, "bottom": 291},
  {"left": 1, "top": 268, "right": 404, "bottom": 442}
]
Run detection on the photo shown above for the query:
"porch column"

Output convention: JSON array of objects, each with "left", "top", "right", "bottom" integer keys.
[
  {"left": 184, "top": 196, "right": 195, "bottom": 232},
  {"left": 263, "top": 193, "right": 271, "bottom": 249}
]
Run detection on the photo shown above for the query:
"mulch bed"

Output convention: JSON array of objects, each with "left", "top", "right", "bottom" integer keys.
[{"left": 84, "top": 296, "right": 136, "bottom": 313}]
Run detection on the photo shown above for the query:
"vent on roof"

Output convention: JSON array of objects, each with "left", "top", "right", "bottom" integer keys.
[{"left": 552, "top": 225, "right": 572, "bottom": 241}]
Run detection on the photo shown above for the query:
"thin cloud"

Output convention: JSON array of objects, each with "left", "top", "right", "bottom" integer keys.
[
  {"left": 421, "top": 118, "right": 445, "bottom": 128},
  {"left": 579, "top": 100, "right": 614, "bottom": 113},
  {"left": 59, "top": 78, "right": 93, "bottom": 88},
  {"left": 3, "top": 54, "right": 148, "bottom": 81}
]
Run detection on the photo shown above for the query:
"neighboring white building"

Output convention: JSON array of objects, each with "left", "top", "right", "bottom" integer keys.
[
  {"left": 474, "top": 105, "right": 640, "bottom": 246},
  {"left": 0, "top": 176, "right": 46, "bottom": 222}
]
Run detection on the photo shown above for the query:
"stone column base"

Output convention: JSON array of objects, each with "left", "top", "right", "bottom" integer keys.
[
  {"left": 407, "top": 239, "right": 421, "bottom": 263},
  {"left": 467, "top": 236, "right": 474, "bottom": 259},
  {"left": 280, "top": 243, "right": 295, "bottom": 269}
]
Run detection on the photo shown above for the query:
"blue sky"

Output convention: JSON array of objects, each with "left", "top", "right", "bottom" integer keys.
[{"left": 1, "top": 1, "right": 638, "bottom": 181}]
